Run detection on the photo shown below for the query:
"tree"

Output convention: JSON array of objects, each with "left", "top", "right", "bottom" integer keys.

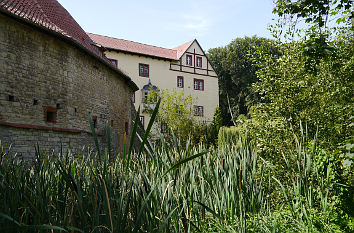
[
  {"left": 244, "top": 39, "right": 353, "bottom": 152},
  {"left": 273, "top": 0, "right": 353, "bottom": 34},
  {"left": 233, "top": 2, "right": 354, "bottom": 224},
  {"left": 207, "top": 36, "right": 279, "bottom": 126},
  {"left": 144, "top": 88, "right": 199, "bottom": 145},
  {"left": 144, "top": 88, "right": 221, "bottom": 146}
]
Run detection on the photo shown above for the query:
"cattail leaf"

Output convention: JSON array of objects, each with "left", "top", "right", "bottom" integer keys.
[
  {"left": 163, "top": 151, "right": 207, "bottom": 177},
  {"left": 138, "top": 98, "right": 161, "bottom": 155}
]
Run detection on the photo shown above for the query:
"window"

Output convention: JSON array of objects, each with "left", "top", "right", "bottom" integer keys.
[
  {"left": 193, "top": 105, "right": 204, "bottom": 117},
  {"left": 110, "top": 119, "right": 114, "bottom": 127},
  {"left": 177, "top": 76, "right": 184, "bottom": 88},
  {"left": 132, "top": 92, "right": 135, "bottom": 103},
  {"left": 8, "top": 95, "right": 14, "bottom": 102},
  {"left": 125, "top": 121, "right": 129, "bottom": 135},
  {"left": 92, "top": 115, "right": 97, "bottom": 128},
  {"left": 196, "top": 56, "right": 202, "bottom": 67},
  {"left": 139, "top": 63, "right": 149, "bottom": 77},
  {"left": 186, "top": 55, "right": 192, "bottom": 66},
  {"left": 47, "top": 112, "right": 55, "bottom": 122},
  {"left": 139, "top": 116, "right": 145, "bottom": 127},
  {"left": 44, "top": 106, "right": 57, "bottom": 123},
  {"left": 194, "top": 79, "right": 204, "bottom": 91},
  {"left": 109, "top": 59, "right": 118, "bottom": 67}
]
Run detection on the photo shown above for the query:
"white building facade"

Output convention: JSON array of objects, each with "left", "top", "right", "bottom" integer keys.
[{"left": 89, "top": 34, "right": 219, "bottom": 129}]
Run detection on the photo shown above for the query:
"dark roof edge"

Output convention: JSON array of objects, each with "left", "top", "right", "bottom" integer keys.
[
  {"left": 105, "top": 47, "right": 178, "bottom": 61},
  {"left": 0, "top": 8, "right": 139, "bottom": 91},
  {"left": 193, "top": 39, "right": 219, "bottom": 78},
  {"left": 176, "top": 39, "right": 219, "bottom": 78},
  {"left": 176, "top": 39, "right": 196, "bottom": 59}
]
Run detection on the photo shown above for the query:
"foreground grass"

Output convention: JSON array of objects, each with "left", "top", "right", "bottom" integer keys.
[
  {"left": 0, "top": 104, "right": 352, "bottom": 232},
  {"left": 1, "top": 134, "right": 352, "bottom": 232},
  {"left": 0, "top": 137, "right": 260, "bottom": 232}
]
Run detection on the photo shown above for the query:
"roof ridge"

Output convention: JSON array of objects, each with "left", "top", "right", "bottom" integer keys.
[
  {"left": 33, "top": 0, "right": 63, "bottom": 33},
  {"left": 88, "top": 32, "right": 176, "bottom": 51},
  {"left": 173, "top": 39, "right": 195, "bottom": 49}
]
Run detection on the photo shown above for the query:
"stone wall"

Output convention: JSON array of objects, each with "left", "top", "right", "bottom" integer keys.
[
  {"left": 0, "top": 13, "right": 135, "bottom": 159},
  {"left": 0, "top": 125, "right": 101, "bottom": 157}
]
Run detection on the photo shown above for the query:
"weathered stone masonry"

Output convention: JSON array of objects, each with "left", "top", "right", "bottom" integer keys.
[{"left": 0, "top": 12, "right": 138, "bottom": 159}]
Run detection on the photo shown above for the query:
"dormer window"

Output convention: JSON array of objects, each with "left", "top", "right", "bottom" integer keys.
[{"left": 186, "top": 55, "right": 192, "bottom": 66}]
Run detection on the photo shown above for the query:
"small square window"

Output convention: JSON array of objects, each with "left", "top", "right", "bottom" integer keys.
[
  {"left": 44, "top": 106, "right": 57, "bottom": 123},
  {"left": 186, "top": 55, "right": 192, "bottom": 66},
  {"left": 33, "top": 99, "right": 38, "bottom": 105},
  {"left": 8, "top": 95, "right": 14, "bottom": 102},
  {"left": 139, "top": 63, "right": 149, "bottom": 77},
  {"left": 177, "top": 76, "right": 184, "bottom": 88},
  {"left": 194, "top": 79, "right": 204, "bottom": 91},
  {"left": 196, "top": 57, "right": 202, "bottom": 67}
]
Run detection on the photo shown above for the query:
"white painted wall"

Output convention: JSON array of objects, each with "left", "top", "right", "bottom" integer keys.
[{"left": 104, "top": 40, "right": 219, "bottom": 129}]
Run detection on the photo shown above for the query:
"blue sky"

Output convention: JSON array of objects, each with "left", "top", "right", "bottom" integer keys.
[{"left": 57, "top": 0, "right": 276, "bottom": 51}]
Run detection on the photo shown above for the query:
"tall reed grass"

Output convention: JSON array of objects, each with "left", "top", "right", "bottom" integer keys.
[{"left": 0, "top": 103, "right": 342, "bottom": 232}]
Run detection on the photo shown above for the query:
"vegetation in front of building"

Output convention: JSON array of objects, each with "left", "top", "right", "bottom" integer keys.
[{"left": 1, "top": 0, "right": 353, "bottom": 232}]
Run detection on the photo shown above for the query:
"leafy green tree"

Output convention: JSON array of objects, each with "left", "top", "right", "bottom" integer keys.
[
  {"left": 244, "top": 39, "right": 353, "bottom": 153},
  {"left": 146, "top": 88, "right": 192, "bottom": 136},
  {"left": 145, "top": 88, "right": 201, "bottom": 145},
  {"left": 145, "top": 89, "right": 222, "bottom": 146},
  {"left": 233, "top": 3, "right": 354, "bottom": 225},
  {"left": 273, "top": 0, "right": 353, "bottom": 33},
  {"left": 207, "top": 36, "right": 279, "bottom": 126}
]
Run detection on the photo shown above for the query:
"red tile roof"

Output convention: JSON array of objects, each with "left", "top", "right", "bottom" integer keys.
[
  {"left": 0, "top": 0, "right": 101, "bottom": 57},
  {"left": 173, "top": 40, "right": 194, "bottom": 59},
  {"left": 88, "top": 33, "right": 195, "bottom": 60},
  {"left": 0, "top": 0, "right": 138, "bottom": 90}
]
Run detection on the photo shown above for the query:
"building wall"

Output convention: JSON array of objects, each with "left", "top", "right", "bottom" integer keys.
[
  {"left": 0, "top": 14, "right": 134, "bottom": 159},
  {"left": 105, "top": 41, "right": 219, "bottom": 128}
]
